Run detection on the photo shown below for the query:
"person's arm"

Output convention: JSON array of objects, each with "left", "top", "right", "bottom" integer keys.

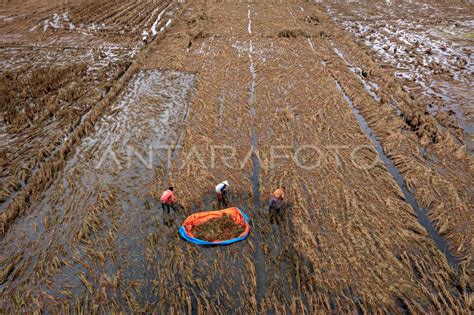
[{"left": 170, "top": 193, "right": 175, "bottom": 204}]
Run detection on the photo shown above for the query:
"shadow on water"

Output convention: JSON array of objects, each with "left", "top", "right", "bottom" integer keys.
[{"left": 329, "top": 72, "right": 459, "bottom": 267}]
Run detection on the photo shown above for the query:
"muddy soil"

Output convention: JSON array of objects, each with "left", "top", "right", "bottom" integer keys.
[
  {"left": 325, "top": 0, "right": 474, "bottom": 149},
  {"left": 324, "top": 0, "right": 473, "bottom": 266},
  {"left": 0, "top": 0, "right": 180, "bottom": 222},
  {"left": 0, "top": 0, "right": 472, "bottom": 313}
]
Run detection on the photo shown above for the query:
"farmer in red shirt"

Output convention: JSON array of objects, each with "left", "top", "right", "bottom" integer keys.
[{"left": 160, "top": 186, "right": 175, "bottom": 214}]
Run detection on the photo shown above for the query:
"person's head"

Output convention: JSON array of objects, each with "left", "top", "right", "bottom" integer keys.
[
  {"left": 223, "top": 180, "right": 229, "bottom": 186},
  {"left": 168, "top": 186, "right": 174, "bottom": 191}
]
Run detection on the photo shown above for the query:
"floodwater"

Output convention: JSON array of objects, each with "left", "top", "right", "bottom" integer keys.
[
  {"left": 324, "top": 1, "right": 474, "bottom": 151},
  {"left": 0, "top": 70, "right": 195, "bottom": 297},
  {"left": 247, "top": 4, "right": 267, "bottom": 304},
  {"left": 330, "top": 72, "right": 459, "bottom": 267},
  {"left": 1, "top": 1, "right": 470, "bottom": 312}
]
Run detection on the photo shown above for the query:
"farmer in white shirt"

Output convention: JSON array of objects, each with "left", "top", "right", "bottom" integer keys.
[{"left": 215, "top": 180, "right": 230, "bottom": 207}]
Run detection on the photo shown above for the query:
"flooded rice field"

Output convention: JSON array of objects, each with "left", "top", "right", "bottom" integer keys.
[
  {"left": 1, "top": 69, "right": 195, "bottom": 311},
  {"left": 324, "top": 0, "right": 474, "bottom": 150},
  {"left": 0, "top": 0, "right": 182, "bottom": 228},
  {"left": 1, "top": 0, "right": 473, "bottom": 313}
]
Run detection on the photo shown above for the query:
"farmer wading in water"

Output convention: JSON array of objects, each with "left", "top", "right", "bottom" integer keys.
[
  {"left": 215, "top": 180, "right": 230, "bottom": 207},
  {"left": 269, "top": 187, "right": 285, "bottom": 224}
]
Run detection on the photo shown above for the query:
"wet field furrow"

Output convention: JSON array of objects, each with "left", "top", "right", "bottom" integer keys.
[
  {"left": 0, "top": 70, "right": 194, "bottom": 309},
  {"left": 251, "top": 1, "right": 467, "bottom": 312},
  {"left": 323, "top": 1, "right": 473, "bottom": 145},
  {"left": 145, "top": 2, "right": 259, "bottom": 312},
  {"left": 0, "top": 1, "right": 184, "bottom": 234},
  {"left": 328, "top": 65, "right": 459, "bottom": 266},
  {"left": 245, "top": 3, "right": 268, "bottom": 307},
  {"left": 296, "top": 3, "right": 473, "bottom": 263}
]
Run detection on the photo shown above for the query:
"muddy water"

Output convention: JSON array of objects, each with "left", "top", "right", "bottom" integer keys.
[
  {"left": 217, "top": 67, "right": 229, "bottom": 129},
  {"left": 248, "top": 39, "right": 260, "bottom": 207},
  {"left": 247, "top": 4, "right": 267, "bottom": 304},
  {"left": 0, "top": 70, "right": 195, "bottom": 300},
  {"left": 324, "top": 1, "right": 474, "bottom": 151},
  {"left": 0, "top": 57, "right": 134, "bottom": 215},
  {"left": 333, "top": 47, "right": 383, "bottom": 103},
  {"left": 0, "top": 112, "right": 79, "bottom": 214},
  {"left": 328, "top": 72, "right": 459, "bottom": 267},
  {"left": 0, "top": 45, "right": 138, "bottom": 72}
]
